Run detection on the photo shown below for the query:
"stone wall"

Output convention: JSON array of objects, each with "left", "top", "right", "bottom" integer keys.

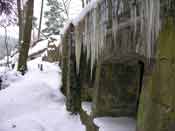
[
  {"left": 137, "top": 1, "right": 175, "bottom": 131},
  {"left": 93, "top": 62, "right": 141, "bottom": 117},
  {"left": 60, "top": 0, "right": 175, "bottom": 131},
  {"left": 61, "top": 0, "right": 149, "bottom": 116},
  {"left": 137, "top": 18, "right": 175, "bottom": 131}
]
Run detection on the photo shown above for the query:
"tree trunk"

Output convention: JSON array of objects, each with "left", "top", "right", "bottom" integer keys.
[
  {"left": 4, "top": 27, "right": 9, "bottom": 67},
  {"left": 17, "top": 0, "right": 23, "bottom": 49},
  {"left": 81, "top": 0, "right": 85, "bottom": 8},
  {"left": 37, "top": 0, "right": 44, "bottom": 40},
  {"left": 86, "top": 0, "right": 89, "bottom": 4},
  {"left": 17, "top": 0, "right": 34, "bottom": 73}
]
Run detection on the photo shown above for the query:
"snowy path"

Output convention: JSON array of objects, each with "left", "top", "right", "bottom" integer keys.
[{"left": 0, "top": 59, "right": 85, "bottom": 131}]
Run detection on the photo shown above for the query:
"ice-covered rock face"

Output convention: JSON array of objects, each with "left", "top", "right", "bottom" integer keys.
[
  {"left": 73, "top": 0, "right": 162, "bottom": 74},
  {"left": 62, "top": 0, "right": 175, "bottom": 74},
  {"left": 62, "top": 1, "right": 174, "bottom": 74}
]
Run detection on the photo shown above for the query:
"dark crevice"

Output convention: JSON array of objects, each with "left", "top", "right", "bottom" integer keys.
[{"left": 136, "top": 61, "right": 145, "bottom": 113}]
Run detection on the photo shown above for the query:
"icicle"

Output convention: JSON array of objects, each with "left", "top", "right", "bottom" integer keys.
[
  {"left": 112, "top": 0, "right": 118, "bottom": 53},
  {"left": 90, "top": 8, "right": 97, "bottom": 77},
  {"left": 147, "top": 0, "right": 153, "bottom": 59},
  {"left": 86, "top": 16, "right": 91, "bottom": 63},
  {"left": 95, "top": 4, "right": 100, "bottom": 63},
  {"left": 84, "top": 16, "right": 90, "bottom": 63},
  {"left": 130, "top": 0, "right": 137, "bottom": 34},
  {"left": 99, "top": 1, "right": 107, "bottom": 60},
  {"left": 84, "top": 17, "right": 88, "bottom": 53},
  {"left": 140, "top": 0, "right": 160, "bottom": 59},
  {"left": 75, "top": 25, "right": 82, "bottom": 74}
]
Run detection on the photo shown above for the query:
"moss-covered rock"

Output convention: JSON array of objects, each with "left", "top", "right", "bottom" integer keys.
[
  {"left": 93, "top": 62, "right": 141, "bottom": 117},
  {"left": 137, "top": 18, "right": 175, "bottom": 131}
]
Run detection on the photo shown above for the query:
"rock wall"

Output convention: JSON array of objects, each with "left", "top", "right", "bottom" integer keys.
[
  {"left": 138, "top": 18, "right": 175, "bottom": 131},
  {"left": 61, "top": 24, "right": 81, "bottom": 113},
  {"left": 137, "top": 1, "right": 175, "bottom": 131},
  {"left": 93, "top": 62, "right": 141, "bottom": 117},
  {"left": 60, "top": 0, "right": 175, "bottom": 130}
]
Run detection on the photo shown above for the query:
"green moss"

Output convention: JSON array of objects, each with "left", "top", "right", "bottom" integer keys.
[
  {"left": 157, "top": 18, "right": 175, "bottom": 59},
  {"left": 137, "top": 18, "right": 175, "bottom": 131}
]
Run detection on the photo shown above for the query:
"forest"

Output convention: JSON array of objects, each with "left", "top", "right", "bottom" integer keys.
[{"left": 0, "top": 0, "right": 174, "bottom": 131}]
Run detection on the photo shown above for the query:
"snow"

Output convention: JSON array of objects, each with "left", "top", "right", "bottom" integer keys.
[
  {"left": 0, "top": 52, "right": 19, "bottom": 66},
  {"left": 41, "top": 50, "right": 48, "bottom": 57},
  {"left": 94, "top": 117, "right": 136, "bottom": 131},
  {"left": 29, "top": 40, "right": 48, "bottom": 56},
  {"left": 23, "top": 0, "right": 28, "bottom": 6},
  {"left": 0, "top": 58, "right": 85, "bottom": 131},
  {"left": 48, "top": 35, "right": 61, "bottom": 47},
  {"left": 82, "top": 102, "right": 92, "bottom": 116},
  {"left": 49, "top": 41, "right": 60, "bottom": 47},
  {"left": 0, "top": 67, "right": 22, "bottom": 89},
  {"left": 72, "top": 0, "right": 100, "bottom": 26},
  {"left": 10, "top": 53, "right": 19, "bottom": 65},
  {"left": 0, "top": 57, "right": 8, "bottom": 65},
  {"left": 0, "top": 56, "right": 138, "bottom": 131},
  {"left": 61, "top": 0, "right": 101, "bottom": 35},
  {"left": 60, "top": 20, "right": 72, "bottom": 35}
]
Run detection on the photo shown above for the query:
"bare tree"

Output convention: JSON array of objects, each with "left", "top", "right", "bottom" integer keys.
[
  {"left": 0, "top": 22, "right": 11, "bottom": 67},
  {"left": 61, "top": 0, "right": 71, "bottom": 18},
  {"left": 0, "top": 0, "right": 17, "bottom": 67},
  {"left": 17, "top": 0, "right": 34, "bottom": 73},
  {"left": 17, "top": 0, "right": 24, "bottom": 49},
  {"left": 86, "top": 0, "right": 90, "bottom": 4},
  {"left": 81, "top": 0, "right": 85, "bottom": 8},
  {"left": 37, "top": 0, "right": 44, "bottom": 40}
]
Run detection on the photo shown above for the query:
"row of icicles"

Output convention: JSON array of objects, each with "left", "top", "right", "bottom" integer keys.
[{"left": 74, "top": 0, "right": 161, "bottom": 76}]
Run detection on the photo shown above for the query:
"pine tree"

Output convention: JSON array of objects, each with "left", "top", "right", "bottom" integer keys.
[{"left": 42, "top": 0, "right": 66, "bottom": 35}]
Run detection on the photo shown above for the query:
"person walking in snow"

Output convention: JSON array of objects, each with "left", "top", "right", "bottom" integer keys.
[
  {"left": 11, "top": 63, "right": 15, "bottom": 69},
  {"left": 0, "top": 76, "right": 2, "bottom": 90},
  {"left": 40, "top": 64, "right": 43, "bottom": 71}
]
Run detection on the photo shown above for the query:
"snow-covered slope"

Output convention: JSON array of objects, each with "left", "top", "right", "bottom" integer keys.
[
  {"left": 28, "top": 40, "right": 48, "bottom": 56},
  {"left": 0, "top": 58, "right": 85, "bottom": 131}
]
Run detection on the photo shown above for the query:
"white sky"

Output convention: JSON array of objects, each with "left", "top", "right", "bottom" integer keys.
[{"left": 0, "top": 0, "right": 82, "bottom": 38}]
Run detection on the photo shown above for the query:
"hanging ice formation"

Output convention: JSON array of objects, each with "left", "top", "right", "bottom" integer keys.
[
  {"left": 75, "top": 25, "right": 82, "bottom": 74},
  {"left": 73, "top": 0, "right": 161, "bottom": 75},
  {"left": 140, "top": 0, "right": 160, "bottom": 59}
]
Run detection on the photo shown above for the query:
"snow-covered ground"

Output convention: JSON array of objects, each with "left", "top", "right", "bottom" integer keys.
[
  {"left": 0, "top": 67, "right": 21, "bottom": 89},
  {"left": 0, "top": 58, "right": 85, "bottom": 131},
  {"left": 0, "top": 57, "right": 136, "bottom": 131},
  {"left": 81, "top": 101, "right": 136, "bottom": 131},
  {"left": 94, "top": 117, "right": 136, "bottom": 131},
  {"left": 82, "top": 102, "right": 92, "bottom": 116}
]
